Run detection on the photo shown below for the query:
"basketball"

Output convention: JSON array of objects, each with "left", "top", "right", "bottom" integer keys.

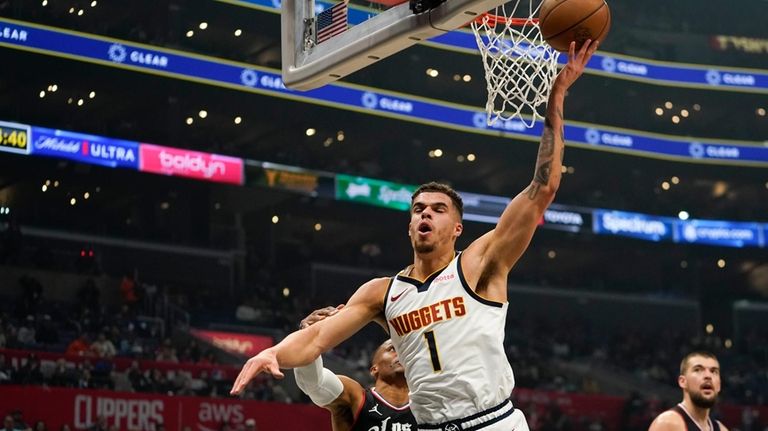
[{"left": 538, "top": 0, "right": 611, "bottom": 53}]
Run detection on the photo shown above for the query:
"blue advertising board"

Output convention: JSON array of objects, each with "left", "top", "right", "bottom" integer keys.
[{"left": 31, "top": 126, "right": 140, "bottom": 169}]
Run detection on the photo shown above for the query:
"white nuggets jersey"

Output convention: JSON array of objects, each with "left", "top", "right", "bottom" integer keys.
[{"left": 384, "top": 252, "right": 515, "bottom": 425}]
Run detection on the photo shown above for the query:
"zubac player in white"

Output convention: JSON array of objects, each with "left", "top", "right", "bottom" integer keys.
[{"left": 232, "top": 39, "right": 600, "bottom": 430}]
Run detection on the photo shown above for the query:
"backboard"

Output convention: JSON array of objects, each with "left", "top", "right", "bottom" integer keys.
[{"left": 281, "top": 0, "right": 515, "bottom": 90}]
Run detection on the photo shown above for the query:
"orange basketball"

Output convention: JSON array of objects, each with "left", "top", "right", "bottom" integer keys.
[{"left": 538, "top": 0, "right": 611, "bottom": 53}]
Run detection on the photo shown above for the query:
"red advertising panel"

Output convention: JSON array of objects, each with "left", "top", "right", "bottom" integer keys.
[
  {"left": 0, "top": 386, "right": 330, "bottom": 431},
  {"left": 139, "top": 144, "right": 244, "bottom": 185},
  {"left": 189, "top": 329, "right": 273, "bottom": 358}
]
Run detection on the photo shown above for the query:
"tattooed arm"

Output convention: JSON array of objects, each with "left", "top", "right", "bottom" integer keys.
[{"left": 461, "top": 40, "right": 599, "bottom": 303}]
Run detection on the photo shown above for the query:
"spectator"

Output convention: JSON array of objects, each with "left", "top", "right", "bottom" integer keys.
[
  {"left": 66, "top": 334, "right": 91, "bottom": 357},
  {"left": 90, "top": 333, "right": 117, "bottom": 358},
  {"left": 244, "top": 419, "right": 258, "bottom": 431},
  {"left": 50, "top": 358, "right": 77, "bottom": 387},
  {"left": 36, "top": 314, "right": 59, "bottom": 345},
  {"left": 1, "top": 416, "right": 19, "bottom": 431},
  {"left": 155, "top": 339, "right": 178, "bottom": 363},
  {"left": 16, "top": 316, "right": 36, "bottom": 347},
  {"left": 33, "top": 421, "right": 47, "bottom": 431}
]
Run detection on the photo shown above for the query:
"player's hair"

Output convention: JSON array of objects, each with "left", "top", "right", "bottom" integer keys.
[
  {"left": 680, "top": 351, "right": 718, "bottom": 375},
  {"left": 412, "top": 182, "right": 463, "bottom": 218}
]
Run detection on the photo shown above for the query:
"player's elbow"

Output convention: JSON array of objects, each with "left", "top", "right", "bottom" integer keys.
[{"left": 532, "top": 180, "right": 559, "bottom": 205}]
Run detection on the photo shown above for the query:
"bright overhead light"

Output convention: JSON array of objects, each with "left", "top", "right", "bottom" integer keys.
[
  {"left": 426, "top": 68, "right": 439, "bottom": 78},
  {"left": 84, "top": 192, "right": 90, "bottom": 199},
  {"left": 70, "top": 198, "right": 76, "bottom": 205},
  {"left": 462, "top": 74, "right": 471, "bottom": 82},
  {"left": 42, "top": 0, "right": 48, "bottom": 6},
  {"left": 433, "top": 149, "right": 443, "bottom": 157},
  {"left": 671, "top": 176, "right": 680, "bottom": 184},
  {"left": 39, "top": 90, "right": 46, "bottom": 98},
  {"left": 671, "top": 115, "right": 680, "bottom": 124},
  {"left": 757, "top": 108, "right": 766, "bottom": 117},
  {"left": 199, "top": 22, "right": 208, "bottom": 30},
  {"left": 693, "top": 103, "right": 701, "bottom": 111},
  {"left": 234, "top": 116, "right": 242, "bottom": 124},
  {"left": 305, "top": 128, "right": 316, "bottom": 136},
  {"left": 664, "top": 101, "right": 673, "bottom": 109},
  {"left": 185, "top": 117, "right": 194, "bottom": 125},
  {"left": 314, "top": 223, "right": 322, "bottom": 231},
  {"left": 282, "top": 287, "right": 290, "bottom": 297},
  {"left": 717, "top": 259, "right": 726, "bottom": 269},
  {"left": 186, "top": 30, "right": 194, "bottom": 38},
  {"left": 680, "top": 109, "right": 689, "bottom": 118},
  {"left": 661, "top": 181, "right": 670, "bottom": 190},
  {"left": 706, "top": 323, "right": 714, "bottom": 333},
  {"left": 77, "top": 9, "right": 84, "bottom": 16},
  {"left": 547, "top": 250, "right": 556, "bottom": 259},
  {"left": 69, "top": 7, "right": 75, "bottom": 13},
  {"left": 89, "top": 91, "right": 96, "bottom": 99},
  {"left": 271, "top": 215, "right": 279, "bottom": 224},
  {"left": 467, "top": 153, "right": 476, "bottom": 162},
  {"left": 678, "top": 210, "right": 689, "bottom": 220},
  {"left": 457, "top": 155, "right": 465, "bottom": 162},
  {"left": 234, "top": 29, "right": 243, "bottom": 37},
  {"left": 336, "top": 131, "right": 345, "bottom": 142},
  {"left": 77, "top": 99, "right": 84, "bottom": 106},
  {"left": 91, "top": 0, "right": 98, "bottom": 6},
  {"left": 198, "top": 110, "right": 208, "bottom": 119},
  {"left": 654, "top": 107, "right": 663, "bottom": 116},
  {"left": 42, "top": 185, "right": 48, "bottom": 192}
]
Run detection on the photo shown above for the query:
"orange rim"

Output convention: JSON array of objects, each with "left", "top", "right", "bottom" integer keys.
[{"left": 472, "top": 14, "right": 538, "bottom": 28}]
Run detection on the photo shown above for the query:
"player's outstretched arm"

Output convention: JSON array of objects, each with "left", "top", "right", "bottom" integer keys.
[
  {"left": 463, "top": 40, "right": 599, "bottom": 290},
  {"left": 293, "top": 306, "right": 366, "bottom": 429},
  {"left": 230, "top": 278, "right": 388, "bottom": 395}
]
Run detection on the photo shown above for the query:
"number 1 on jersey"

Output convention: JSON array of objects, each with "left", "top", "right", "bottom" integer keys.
[{"left": 423, "top": 330, "right": 442, "bottom": 372}]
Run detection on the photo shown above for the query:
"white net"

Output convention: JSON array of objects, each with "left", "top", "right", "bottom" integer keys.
[{"left": 471, "top": 0, "right": 560, "bottom": 128}]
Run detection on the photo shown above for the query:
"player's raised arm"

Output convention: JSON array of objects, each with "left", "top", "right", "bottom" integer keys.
[
  {"left": 463, "top": 40, "right": 599, "bottom": 283},
  {"left": 230, "top": 277, "right": 388, "bottom": 395}
]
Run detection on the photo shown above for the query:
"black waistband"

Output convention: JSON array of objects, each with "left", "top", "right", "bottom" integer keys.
[{"left": 418, "top": 399, "right": 514, "bottom": 431}]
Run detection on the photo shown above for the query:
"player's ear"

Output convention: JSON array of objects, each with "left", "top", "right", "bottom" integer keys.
[
  {"left": 369, "top": 365, "right": 378, "bottom": 378},
  {"left": 454, "top": 222, "right": 463, "bottom": 237},
  {"left": 677, "top": 375, "right": 686, "bottom": 389}
]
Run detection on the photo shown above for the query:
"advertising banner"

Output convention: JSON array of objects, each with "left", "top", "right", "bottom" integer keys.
[
  {"left": 189, "top": 329, "right": 273, "bottom": 358},
  {"left": 0, "top": 386, "right": 330, "bottom": 431},
  {"left": 31, "top": 126, "right": 139, "bottom": 169},
  {"left": 593, "top": 209, "right": 676, "bottom": 242},
  {"left": 676, "top": 219, "right": 764, "bottom": 248},
  {"left": 335, "top": 174, "right": 416, "bottom": 211},
  {"left": 139, "top": 144, "right": 244, "bottom": 185}
]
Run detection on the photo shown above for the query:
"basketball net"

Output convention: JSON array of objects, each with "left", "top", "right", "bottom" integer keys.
[{"left": 471, "top": 0, "right": 560, "bottom": 128}]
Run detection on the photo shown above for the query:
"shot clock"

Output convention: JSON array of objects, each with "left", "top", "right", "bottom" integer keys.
[{"left": 0, "top": 121, "right": 31, "bottom": 155}]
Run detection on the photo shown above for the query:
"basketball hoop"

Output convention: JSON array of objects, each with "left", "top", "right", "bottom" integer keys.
[{"left": 471, "top": 0, "right": 560, "bottom": 128}]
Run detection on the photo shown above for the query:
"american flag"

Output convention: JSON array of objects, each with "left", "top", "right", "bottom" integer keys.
[{"left": 316, "top": 2, "right": 348, "bottom": 44}]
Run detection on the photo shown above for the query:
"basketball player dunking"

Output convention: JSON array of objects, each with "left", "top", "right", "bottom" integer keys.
[
  {"left": 231, "top": 39, "right": 599, "bottom": 430},
  {"left": 293, "top": 306, "right": 416, "bottom": 431},
  {"left": 648, "top": 352, "right": 729, "bottom": 431}
]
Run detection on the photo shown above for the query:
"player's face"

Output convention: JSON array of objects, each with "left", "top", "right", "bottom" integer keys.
[
  {"left": 679, "top": 356, "right": 721, "bottom": 408},
  {"left": 408, "top": 192, "right": 462, "bottom": 255},
  {"left": 371, "top": 340, "right": 405, "bottom": 380}
]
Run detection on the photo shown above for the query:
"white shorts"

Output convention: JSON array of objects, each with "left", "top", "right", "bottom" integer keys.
[{"left": 418, "top": 401, "right": 529, "bottom": 431}]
